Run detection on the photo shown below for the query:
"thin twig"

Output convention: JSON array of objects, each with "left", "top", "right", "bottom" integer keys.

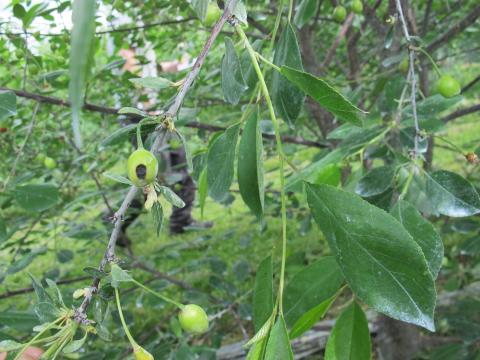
[
  {"left": 395, "top": 0, "right": 420, "bottom": 159},
  {"left": 0, "top": 87, "right": 326, "bottom": 148}
]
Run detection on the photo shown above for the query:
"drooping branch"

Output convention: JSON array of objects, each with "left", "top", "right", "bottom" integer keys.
[
  {"left": 0, "top": 87, "right": 326, "bottom": 148},
  {"left": 442, "top": 103, "right": 480, "bottom": 123},
  {"left": 426, "top": 4, "right": 480, "bottom": 53},
  {"left": 74, "top": 0, "right": 240, "bottom": 322}
]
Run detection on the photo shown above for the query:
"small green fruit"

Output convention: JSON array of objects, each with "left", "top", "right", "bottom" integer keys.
[
  {"left": 437, "top": 75, "right": 461, "bottom": 98},
  {"left": 204, "top": 2, "right": 222, "bottom": 27},
  {"left": 178, "top": 304, "right": 209, "bottom": 334},
  {"left": 134, "top": 346, "right": 154, "bottom": 360},
  {"left": 333, "top": 5, "right": 347, "bottom": 23},
  {"left": 398, "top": 58, "right": 409, "bottom": 73},
  {"left": 351, "top": 0, "right": 363, "bottom": 14},
  {"left": 127, "top": 148, "right": 158, "bottom": 187},
  {"left": 44, "top": 157, "right": 57, "bottom": 169}
]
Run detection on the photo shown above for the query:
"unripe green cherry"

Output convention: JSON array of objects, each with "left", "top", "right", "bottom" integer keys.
[
  {"left": 437, "top": 75, "right": 461, "bottom": 98},
  {"left": 351, "top": 0, "right": 363, "bottom": 14},
  {"left": 44, "top": 157, "right": 57, "bottom": 169},
  {"left": 333, "top": 6, "right": 347, "bottom": 23},
  {"left": 398, "top": 58, "right": 409, "bottom": 73},
  {"left": 178, "top": 304, "right": 209, "bottom": 334},
  {"left": 127, "top": 149, "right": 158, "bottom": 187},
  {"left": 204, "top": 2, "right": 222, "bottom": 27}
]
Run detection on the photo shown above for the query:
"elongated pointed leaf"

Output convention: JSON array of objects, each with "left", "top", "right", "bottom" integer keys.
[
  {"left": 355, "top": 166, "right": 395, "bottom": 197},
  {"left": 391, "top": 200, "right": 443, "bottom": 278},
  {"left": 69, "top": 0, "right": 96, "bottom": 148},
  {"left": 294, "top": 0, "right": 318, "bottom": 28},
  {"left": 238, "top": 110, "right": 264, "bottom": 218},
  {"left": 280, "top": 66, "right": 364, "bottom": 125},
  {"left": 253, "top": 256, "right": 273, "bottom": 332},
  {"left": 222, "top": 37, "right": 247, "bottom": 104},
  {"left": 426, "top": 170, "right": 480, "bottom": 217},
  {"left": 264, "top": 316, "right": 293, "bottom": 360},
  {"left": 15, "top": 184, "right": 59, "bottom": 212},
  {"left": 207, "top": 124, "right": 240, "bottom": 201},
  {"left": 272, "top": 23, "right": 305, "bottom": 126},
  {"left": 289, "top": 296, "right": 336, "bottom": 339},
  {"left": 0, "top": 90, "right": 16, "bottom": 120},
  {"left": 284, "top": 257, "right": 344, "bottom": 329},
  {"left": 324, "top": 302, "right": 371, "bottom": 360},
  {"left": 306, "top": 183, "right": 436, "bottom": 331}
]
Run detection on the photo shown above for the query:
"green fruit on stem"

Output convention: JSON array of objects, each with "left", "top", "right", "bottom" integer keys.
[
  {"left": 351, "top": 0, "right": 363, "bottom": 14},
  {"left": 127, "top": 148, "right": 158, "bottom": 187},
  {"left": 204, "top": 2, "right": 222, "bottom": 27},
  {"left": 178, "top": 304, "right": 209, "bottom": 334},
  {"left": 399, "top": 58, "right": 409, "bottom": 73},
  {"left": 437, "top": 75, "right": 461, "bottom": 98},
  {"left": 44, "top": 157, "right": 57, "bottom": 169},
  {"left": 333, "top": 5, "right": 347, "bottom": 22},
  {"left": 134, "top": 346, "right": 154, "bottom": 360}
]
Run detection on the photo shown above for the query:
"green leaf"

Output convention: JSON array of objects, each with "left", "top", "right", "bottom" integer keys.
[
  {"left": 246, "top": 337, "right": 267, "bottom": 360},
  {"left": 63, "top": 334, "right": 87, "bottom": 354},
  {"left": 34, "top": 302, "right": 61, "bottom": 323},
  {"left": 69, "top": 0, "right": 96, "bottom": 148},
  {"left": 306, "top": 183, "right": 436, "bottom": 331},
  {"left": 241, "top": 40, "right": 263, "bottom": 89},
  {"left": 103, "top": 172, "right": 134, "bottom": 186},
  {"left": 159, "top": 186, "right": 186, "bottom": 208},
  {"left": 426, "top": 170, "right": 480, "bottom": 217},
  {"left": 294, "top": 0, "right": 318, "bottom": 28},
  {"left": 110, "top": 263, "right": 133, "bottom": 288},
  {"left": 289, "top": 296, "right": 336, "bottom": 339},
  {"left": 324, "top": 302, "right": 371, "bottom": 360},
  {"left": 29, "top": 273, "right": 51, "bottom": 303},
  {"left": 175, "top": 130, "right": 193, "bottom": 171},
  {"left": 0, "top": 90, "right": 16, "bottom": 120},
  {"left": 191, "top": 0, "right": 209, "bottom": 21},
  {"left": 7, "top": 248, "right": 47, "bottom": 275},
  {"left": 238, "top": 110, "right": 264, "bottom": 218},
  {"left": 355, "top": 166, "right": 395, "bottom": 197},
  {"left": 15, "top": 184, "right": 59, "bottom": 212},
  {"left": 118, "top": 107, "right": 147, "bottom": 117},
  {"left": 152, "top": 202, "right": 164, "bottom": 236},
  {"left": 264, "top": 316, "right": 293, "bottom": 360},
  {"left": 253, "top": 256, "right": 274, "bottom": 332},
  {"left": 0, "top": 312, "right": 39, "bottom": 331},
  {"left": 0, "top": 340, "right": 23, "bottom": 352},
  {"left": 271, "top": 23, "right": 305, "bottom": 126},
  {"left": 0, "top": 217, "right": 7, "bottom": 243},
  {"left": 280, "top": 66, "right": 364, "bottom": 125},
  {"left": 45, "top": 279, "right": 65, "bottom": 307},
  {"left": 198, "top": 168, "right": 208, "bottom": 218},
  {"left": 207, "top": 123, "right": 241, "bottom": 201},
  {"left": 391, "top": 200, "right": 443, "bottom": 279},
  {"left": 129, "top": 76, "right": 173, "bottom": 90},
  {"left": 286, "top": 126, "right": 385, "bottom": 191},
  {"left": 100, "top": 124, "right": 137, "bottom": 148},
  {"left": 284, "top": 257, "right": 344, "bottom": 331},
  {"left": 222, "top": 37, "right": 248, "bottom": 105}
]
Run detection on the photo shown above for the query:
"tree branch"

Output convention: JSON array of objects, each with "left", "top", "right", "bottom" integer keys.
[
  {"left": 442, "top": 103, "right": 480, "bottom": 123},
  {"left": 426, "top": 4, "right": 480, "bottom": 53},
  {"left": 0, "top": 87, "right": 326, "bottom": 148}
]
